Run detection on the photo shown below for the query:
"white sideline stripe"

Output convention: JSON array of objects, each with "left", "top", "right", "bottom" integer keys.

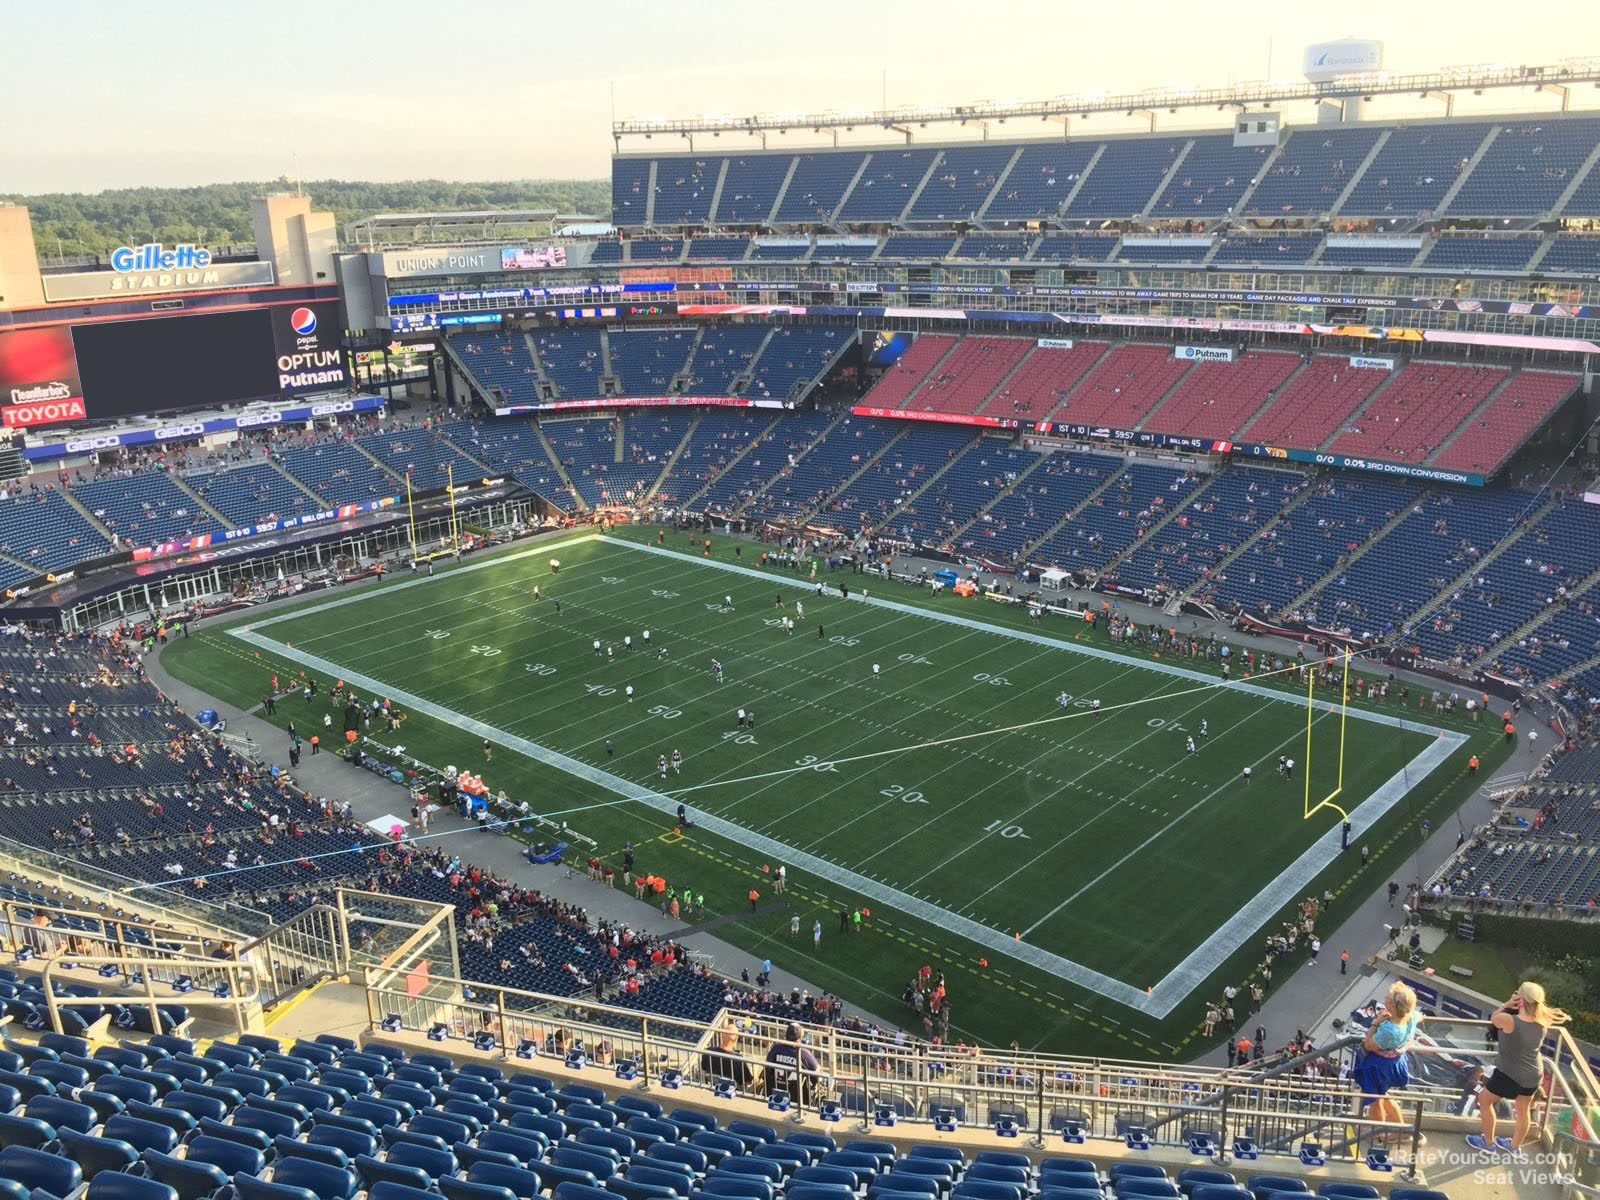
[
  {"left": 228, "top": 623, "right": 1155, "bottom": 1012},
  {"left": 597, "top": 537, "right": 1440, "bottom": 735},
  {"left": 228, "top": 534, "right": 1466, "bottom": 1018},
  {"left": 1152, "top": 727, "right": 1465, "bottom": 1003},
  {"left": 246, "top": 532, "right": 602, "bottom": 629}
]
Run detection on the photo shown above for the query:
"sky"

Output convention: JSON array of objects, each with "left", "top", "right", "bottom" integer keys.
[{"left": 6, "top": 0, "right": 1600, "bottom": 194}]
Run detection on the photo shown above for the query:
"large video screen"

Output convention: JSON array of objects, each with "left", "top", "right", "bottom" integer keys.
[
  {"left": 71, "top": 311, "right": 280, "bottom": 419},
  {"left": 0, "top": 327, "right": 86, "bottom": 428},
  {"left": 502, "top": 245, "right": 568, "bottom": 270}
]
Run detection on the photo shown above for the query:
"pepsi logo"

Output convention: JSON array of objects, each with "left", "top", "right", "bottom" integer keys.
[{"left": 289, "top": 307, "right": 318, "bottom": 335}]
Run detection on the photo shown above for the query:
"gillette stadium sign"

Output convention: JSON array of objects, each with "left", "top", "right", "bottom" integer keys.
[{"left": 42, "top": 243, "right": 275, "bottom": 301}]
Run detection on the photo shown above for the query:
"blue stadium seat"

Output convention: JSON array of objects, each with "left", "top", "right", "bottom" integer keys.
[
  {"left": 61, "top": 1126, "right": 143, "bottom": 1180},
  {"left": 191, "top": 1139, "right": 270, "bottom": 1184},
  {"left": 26, "top": 1092, "right": 96, "bottom": 1132},
  {"left": 144, "top": 1148, "right": 231, "bottom": 1200},
  {"left": 88, "top": 1173, "right": 179, "bottom": 1200},
  {"left": 306, "top": 1123, "right": 378, "bottom": 1159},
  {"left": 871, "top": 1176, "right": 941, "bottom": 1196},
  {"left": 1246, "top": 1179, "right": 1310, "bottom": 1199},
  {"left": 701, "top": 1178, "right": 771, "bottom": 1200},
  {"left": 1179, "top": 1171, "right": 1238, "bottom": 1194},
  {"left": 469, "top": 1161, "right": 547, "bottom": 1198},
  {"left": 232, "top": 1106, "right": 301, "bottom": 1140},
  {"left": 387, "top": 1140, "right": 460, "bottom": 1178},
  {"left": 0, "top": 1113, "right": 53, "bottom": 1150},
  {"left": 192, "top": 1121, "right": 271, "bottom": 1158},
  {"left": 124, "top": 1100, "right": 197, "bottom": 1138},
  {"left": 441, "top": 1177, "right": 519, "bottom": 1200},
  {"left": 0, "top": 1143, "right": 84, "bottom": 1196},
  {"left": 273, "top": 1156, "right": 359, "bottom": 1200},
  {"left": 234, "top": 1173, "right": 319, "bottom": 1200}
]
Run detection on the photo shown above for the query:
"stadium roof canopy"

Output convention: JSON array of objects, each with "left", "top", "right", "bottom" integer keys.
[
  {"left": 347, "top": 209, "right": 603, "bottom": 248},
  {"left": 613, "top": 56, "right": 1600, "bottom": 149}
]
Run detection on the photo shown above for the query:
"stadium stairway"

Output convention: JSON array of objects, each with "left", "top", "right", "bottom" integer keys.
[
  {"left": 1217, "top": 138, "right": 1287, "bottom": 223},
  {"left": 1034, "top": 342, "right": 1121, "bottom": 426},
  {"left": 1547, "top": 645, "right": 1600, "bottom": 689},
  {"left": 894, "top": 151, "right": 946, "bottom": 222},
  {"left": 1326, "top": 129, "right": 1393, "bottom": 218},
  {"left": 599, "top": 330, "right": 618, "bottom": 385},
  {"left": 970, "top": 144, "right": 1026, "bottom": 220},
  {"left": 730, "top": 412, "right": 848, "bottom": 516},
  {"left": 1395, "top": 492, "right": 1556, "bottom": 632},
  {"left": 1421, "top": 371, "right": 1521, "bottom": 468},
  {"left": 1018, "top": 457, "right": 1131, "bottom": 562},
  {"left": 522, "top": 332, "right": 557, "bottom": 397},
  {"left": 1549, "top": 139, "right": 1600, "bottom": 216},
  {"left": 790, "top": 423, "right": 915, "bottom": 525},
  {"left": 1472, "top": 556, "right": 1600, "bottom": 671},
  {"left": 862, "top": 427, "right": 987, "bottom": 536},
  {"left": 704, "top": 160, "right": 730, "bottom": 224},
  {"left": 266, "top": 457, "right": 329, "bottom": 506},
  {"left": 830, "top": 154, "right": 875, "bottom": 223},
  {"left": 437, "top": 429, "right": 498, "bottom": 476},
  {"left": 1135, "top": 140, "right": 1197, "bottom": 222},
  {"left": 534, "top": 423, "right": 589, "bottom": 512},
  {"left": 971, "top": 345, "right": 1046, "bottom": 417},
  {"left": 1170, "top": 471, "right": 1320, "bottom": 609},
  {"left": 0, "top": 549, "right": 38, "bottom": 577},
  {"left": 1311, "top": 368, "right": 1405, "bottom": 452},
  {"left": 639, "top": 414, "right": 702, "bottom": 503},
  {"left": 1231, "top": 357, "right": 1314, "bottom": 442},
  {"left": 1523, "top": 236, "right": 1557, "bottom": 273},
  {"left": 1432, "top": 126, "right": 1503, "bottom": 216},
  {"left": 167, "top": 475, "right": 233, "bottom": 531},
  {"left": 347, "top": 438, "right": 405, "bottom": 485},
  {"left": 60, "top": 488, "right": 116, "bottom": 544},
  {"left": 1056, "top": 143, "right": 1108, "bottom": 217},
  {"left": 764, "top": 155, "right": 801, "bottom": 223},
  {"left": 941, "top": 445, "right": 1055, "bottom": 547},
  {"left": 871, "top": 335, "right": 963, "bottom": 410},
  {"left": 1097, "top": 471, "right": 1219, "bottom": 577},
  {"left": 680, "top": 412, "right": 786, "bottom": 509},
  {"left": 669, "top": 327, "right": 710, "bottom": 393},
  {"left": 1274, "top": 490, "right": 1429, "bottom": 620},
  {"left": 1128, "top": 359, "right": 1203, "bottom": 434},
  {"left": 729, "top": 327, "right": 779, "bottom": 395}
]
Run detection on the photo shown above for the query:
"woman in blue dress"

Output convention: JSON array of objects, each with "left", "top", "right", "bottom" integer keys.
[{"left": 1352, "top": 981, "right": 1421, "bottom": 1141}]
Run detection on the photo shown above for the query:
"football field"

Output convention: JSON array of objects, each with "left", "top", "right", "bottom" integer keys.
[{"left": 165, "top": 526, "right": 1489, "bottom": 1053}]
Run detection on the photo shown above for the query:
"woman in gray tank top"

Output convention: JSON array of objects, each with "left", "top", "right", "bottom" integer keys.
[{"left": 1468, "top": 980, "right": 1571, "bottom": 1155}]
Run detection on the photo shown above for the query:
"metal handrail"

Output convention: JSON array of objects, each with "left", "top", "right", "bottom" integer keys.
[
  {"left": 0, "top": 834, "right": 270, "bottom": 938},
  {"left": 42, "top": 951, "right": 265, "bottom": 1037},
  {"left": 613, "top": 59, "right": 1600, "bottom": 139}
]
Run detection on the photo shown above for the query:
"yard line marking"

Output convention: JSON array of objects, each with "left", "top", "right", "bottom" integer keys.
[
  {"left": 1021, "top": 703, "right": 1334, "bottom": 935},
  {"left": 229, "top": 534, "right": 1469, "bottom": 1019},
  {"left": 248, "top": 531, "right": 603, "bottom": 629},
  {"left": 598, "top": 536, "right": 1442, "bottom": 735}
]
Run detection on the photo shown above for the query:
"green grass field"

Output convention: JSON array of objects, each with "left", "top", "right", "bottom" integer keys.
[{"left": 161, "top": 525, "right": 1507, "bottom": 1056}]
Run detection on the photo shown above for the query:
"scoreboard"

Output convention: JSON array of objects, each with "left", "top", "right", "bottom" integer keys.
[{"left": 0, "top": 301, "right": 347, "bottom": 430}]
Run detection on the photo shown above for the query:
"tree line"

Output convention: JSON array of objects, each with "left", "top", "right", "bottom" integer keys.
[{"left": 2, "top": 178, "right": 611, "bottom": 260}]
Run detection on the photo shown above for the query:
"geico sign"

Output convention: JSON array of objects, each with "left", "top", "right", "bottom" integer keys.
[
  {"left": 2, "top": 397, "right": 86, "bottom": 428},
  {"left": 155, "top": 422, "right": 205, "bottom": 440},
  {"left": 234, "top": 412, "right": 283, "bottom": 429},
  {"left": 65, "top": 434, "right": 123, "bottom": 452},
  {"left": 311, "top": 400, "right": 355, "bottom": 416}
]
